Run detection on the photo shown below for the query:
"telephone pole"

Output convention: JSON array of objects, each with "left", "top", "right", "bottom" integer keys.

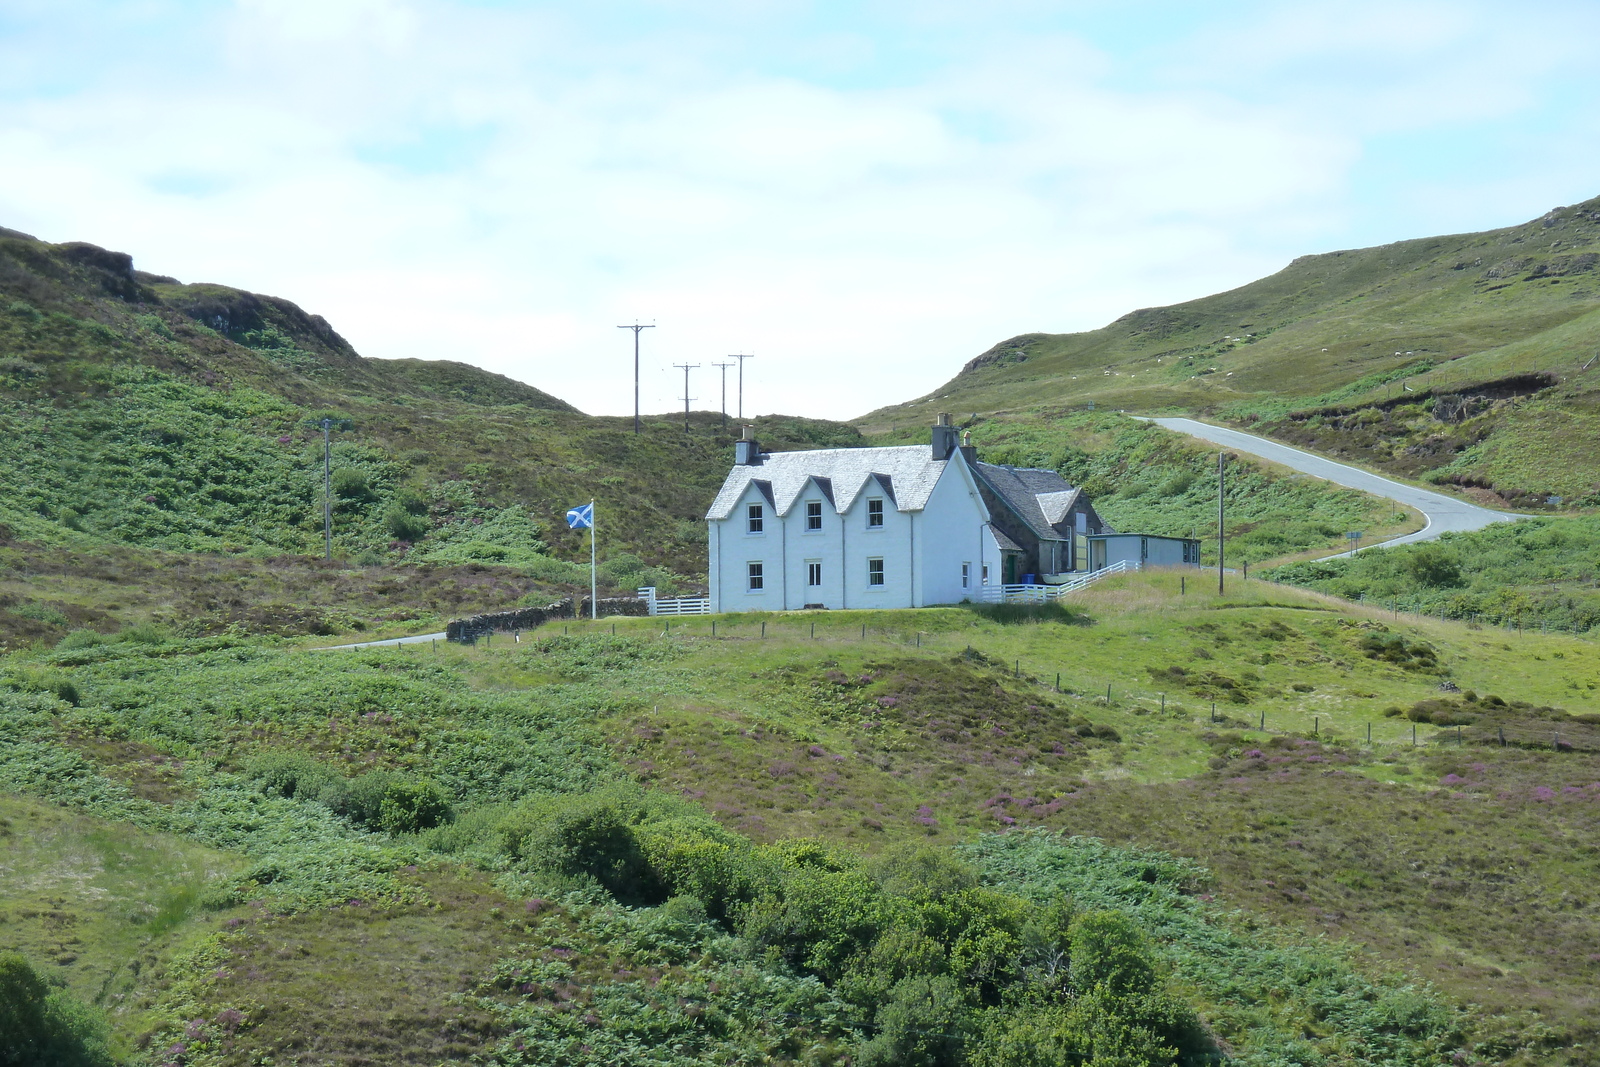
[
  {"left": 616, "top": 322, "right": 655, "bottom": 434},
  {"left": 1217, "top": 452, "right": 1226, "bottom": 596},
  {"left": 321, "top": 417, "right": 332, "bottom": 560},
  {"left": 729, "top": 353, "right": 754, "bottom": 419},
  {"left": 673, "top": 363, "right": 700, "bottom": 432},
  {"left": 711, "top": 361, "right": 734, "bottom": 428}
]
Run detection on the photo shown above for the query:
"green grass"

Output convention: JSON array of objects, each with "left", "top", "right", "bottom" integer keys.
[
  {"left": 858, "top": 194, "right": 1600, "bottom": 505},
  {"left": 8, "top": 572, "right": 1595, "bottom": 1061},
  {"left": 1266, "top": 514, "right": 1600, "bottom": 631},
  {"left": 867, "top": 410, "right": 1414, "bottom": 565}
]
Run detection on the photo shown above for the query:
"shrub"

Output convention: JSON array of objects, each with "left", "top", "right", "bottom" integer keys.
[
  {"left": 855, "top": 975, "right": 973, "bottom": 1067},
  {"left": 0, "top": 951, "right": 114, "bottom": 1067},
  {"left": 383, "top": 501, "right": 430, "bottom": 542},
  {"left": 635, "top": 815, "right": 765, "bottom": 920},
  {"left": 247, "top": 750, "right": 341, "bottom": 801},
  {"left": 504, "top": 789, "right": 665, "bottom": 905},
  {"left": 1067, "top": 911, "right": 1158, "bottom": 997},
  {"left": 331, "top": 468, "right": 374, "bottom": 503},
  {"left": 329, "top": 770, "right": 453, "bottom": 834},
  {"left": 55, "top": 630, "right": 104, "bottom": 650}
]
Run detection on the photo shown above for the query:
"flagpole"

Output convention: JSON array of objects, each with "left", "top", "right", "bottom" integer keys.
[{"left": 589, "top": 498, "right": 597, "bottom": 620}]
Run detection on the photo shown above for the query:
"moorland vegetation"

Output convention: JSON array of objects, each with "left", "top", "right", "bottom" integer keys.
[{"left": 3, "top": 573, "right": 1598, "bottom": 1064}]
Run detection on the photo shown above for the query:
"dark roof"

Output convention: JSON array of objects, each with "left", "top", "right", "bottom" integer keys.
[{"left": 973, "top": 463, "right": 1084, "bottom": 541}]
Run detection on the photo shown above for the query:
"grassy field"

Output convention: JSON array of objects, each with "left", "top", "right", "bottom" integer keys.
[
  {"left": 4, "top": 571, "right": 1598, "bottom": 1063},
  {"left": 859, "top": 194, "right": 1600, "bottom": 506}
]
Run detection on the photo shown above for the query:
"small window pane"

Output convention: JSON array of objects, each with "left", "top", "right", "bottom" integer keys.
[
  {"left": 867, "top": 558, "right": 885, "bottom": 586},
  {"left": 807, "top": 562, "right": 822, "bottom": 586},
  {"left": 961, "top": 562, "right": 970, "bottom": 588},
  {"left": 806, "top": 501, "right": 822, "bottom": 531},
  {"left": 747, "top": 504, "right": 763, "bottom": 533},
  {"left": 867, "top": 499, "right": 884, "bottom": 527},
  {"left": 747, "top": 561, "right": 764, "bottom": 591}
]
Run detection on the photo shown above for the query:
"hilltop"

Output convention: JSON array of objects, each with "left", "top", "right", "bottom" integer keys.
[
  {"left": 0, "top": 226, "right": 860, "bottom": 641},
  {"left": 861, "top": 196, "right": 1600, "bottom": 508}
]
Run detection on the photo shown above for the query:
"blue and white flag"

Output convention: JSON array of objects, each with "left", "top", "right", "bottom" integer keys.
[{"left": 565, "top": 502, "right": 594, "bottom": 529}]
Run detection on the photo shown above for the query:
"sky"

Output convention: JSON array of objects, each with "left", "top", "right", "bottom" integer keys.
[{"left": 2, "top": 1, "right": 1598, "bottom": 421}]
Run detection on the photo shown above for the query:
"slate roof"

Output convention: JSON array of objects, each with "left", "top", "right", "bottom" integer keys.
[
  {"left": 706, "top": 446, "right": 949, "bottom": 521},
  {"left": 972, "top": 463, "right": 1109, "bottom": 541}
]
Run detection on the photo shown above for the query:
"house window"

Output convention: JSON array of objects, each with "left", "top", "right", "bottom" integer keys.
[
  {"left": 807, "top": 561, "right": 822, "bottom": 587},
  {"left": 747, "top": 504, "right": 763, "bottom": 533},
  {"left": 806, "top": 501, "right": 823, "bottom": 531},
  {"left": 961, "top": 562, "right": 971, "bottom": 588},
  {"left": 867, "top": 498, "right": 884, "bottom": 527},
  {"left": 867, "top": 558, "right": 885, "bottom": 586},
  {"left": 981, "top": 564, "right": 990, "bottom": 585},
  {"left": 747, "top": 561, "right": 764, "bottom": 591}
]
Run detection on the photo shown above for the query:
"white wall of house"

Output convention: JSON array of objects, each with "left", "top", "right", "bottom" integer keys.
[
  {"left": 707, "top": 453, "right": 997, "bottom": 611},
  {"left": 915, "top": 454, "right": 993, "bottom": 605}
]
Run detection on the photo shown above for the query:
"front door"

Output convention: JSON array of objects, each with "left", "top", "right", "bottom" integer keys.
[{"left": 1090, "top": 539, "right": 1106, "bottom": 571}]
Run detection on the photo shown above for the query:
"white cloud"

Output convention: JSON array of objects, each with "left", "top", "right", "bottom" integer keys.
[{"left": 0, "top": 1, "right": 1595, "bottom": 420}]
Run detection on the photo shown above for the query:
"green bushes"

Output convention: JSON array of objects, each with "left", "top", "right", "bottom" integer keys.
[
  {"left": 246, "top": 752, "right": 453, "bottom": 834},
  {"left": 0, "top": 952, "right": 114, "bottom": 1067}
]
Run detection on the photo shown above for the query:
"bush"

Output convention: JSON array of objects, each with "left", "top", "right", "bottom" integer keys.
[
  {"left": 54, "top": 630, "right": 103, "bottom": 651},
  {"left": 331, "top": 467, "right": 374, "bottom": 503},
  {"left": 1067, "top": 911, "right": 1158, "bottom": 997},
  {"left": 247, "top": 750, "right": 341, "bottom": 801},
  {"left": 329, "top": 770, "right": 453, "bottom": 834},
  {"left": 855, "top": 975, "right": 973, "bottom": 1067},
  {"left": 504, "top": 789, "right": 665, "bottom": 905},
  {"left": 635, "top": 815, "right": 765, "bottom": 919},
  {"left": 0, "top": 951, "right": 114, "bottom": 1067},
  {"left": 383, "top": 502, "right": 430, "bottom": 542}
]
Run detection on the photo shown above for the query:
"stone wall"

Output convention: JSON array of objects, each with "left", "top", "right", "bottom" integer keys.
[{"left": 446, "top": 596, "right": 649, "bottom": 642}]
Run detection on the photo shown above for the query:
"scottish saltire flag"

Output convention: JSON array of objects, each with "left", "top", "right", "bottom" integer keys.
[{"left": 565, "top": 502, "right": 594, "bottom": 529}]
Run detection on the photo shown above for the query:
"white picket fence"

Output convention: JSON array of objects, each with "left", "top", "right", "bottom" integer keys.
[
  {"left": 639, "top": 587, "right": 711, "bottom": 617},
  {"left": 978, "top": 560, "right": 1140, "bottom": 603}
]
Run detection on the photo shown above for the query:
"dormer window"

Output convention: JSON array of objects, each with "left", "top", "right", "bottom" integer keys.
[
  {"left": 867, "top": 498, "right": 884, "bottom": 528},
  {"left": 806, "top": 501, "right": 823, "bottom": 531},
  {"left": 747, "top": 504, "right": 763, "bottom": 533}
]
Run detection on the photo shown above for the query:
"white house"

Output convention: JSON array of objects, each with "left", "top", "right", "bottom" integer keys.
[{"left": 704, "top": 415, "right": 1199, "bottom": 612}]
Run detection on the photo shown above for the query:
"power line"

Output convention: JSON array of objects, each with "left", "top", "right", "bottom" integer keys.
[
  {"left": 673, "top": 363, "right": 700, "bottom": 433},
  {"left": 711, "top": 361, "right": 735, "bottom": 428},
  {"left": 729, "top": 353, "right": 754, "bottom": 420},
  {"left": 616, "top": 322, "right": 655, "bottom": 434}
]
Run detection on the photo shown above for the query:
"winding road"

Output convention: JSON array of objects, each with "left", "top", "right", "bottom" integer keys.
[{"left": 1143, "top": 417, "right": 1520, "bottom": 555}]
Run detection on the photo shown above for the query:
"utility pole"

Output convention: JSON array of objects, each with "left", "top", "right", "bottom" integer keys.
[
  {"left": 711, "top": 361, "right": 734, "bottom": 428},
  {"left": 673, "top": 363, "right": 699, "bottom": 432},
  {"left": 321, "top": 417, "right": 333, "bottom": 560},
  {"left": 1217, "top": 452, "right": 1226, "bottom": 595},
  {"left": 617, "top": 322, "right": 655, "bottom": 434},
  {"left": 729, "top": 353, "right": 754, "bottom": 419}
]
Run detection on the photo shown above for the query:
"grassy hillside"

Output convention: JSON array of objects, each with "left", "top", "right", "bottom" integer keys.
[
  {"left": 2, "top": 225, "right": 1419, "bottom": 648},
  {"left": 0, "top": 226, "right": 859, "bottom": 636},
  {"left": 3, "top": 575, "right": 1597, "bottom": 1064},
  {"left": 861, "top": 195, "right": 1600, "bottom": 507}
]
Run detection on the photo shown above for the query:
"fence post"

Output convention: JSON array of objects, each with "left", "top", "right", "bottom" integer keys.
[
  {"left": 1107, "top": 684, "right": 1112, "bottom": 703},
  {"left": 1058, "top": 673, "right": 1062, "bottom": 692},
  {"left": 1015, "top": 660, "right": 1020, "bottom": 678},
  {"left": 1412, "top": 724, "right": 1417, "bottom": 746},
  {"left": 1315, "top": 716, "right": 1319, "bottom": 736},
  {"left": 812, "top": 622, "right": 816, "bottom": 639},
  {"left": 712, "top": 620, "right": 716, "bottom": 637},
  {"left": 761, "top": 621, "right": 766, "bottom": 638},
  {"left": 1367, "top": 722, "right": 1371, "bottom": 743},
  {"left": 1160, "top": 693, "right": 1164, "bottom": 712},
  {"left": 1259, "top": 710, "right": 1264, "bottom": 730},
  {"left": 1498, "top": 725, "right": 1505, "bottom": 746},
  {"left": 862, "top": 624, "right": 866, "bottom": 640}
]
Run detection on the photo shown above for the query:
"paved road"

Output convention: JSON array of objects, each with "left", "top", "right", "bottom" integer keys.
[
  {"left": 1143, "top": 417, "right": 1519, "bottom": 555},
  {"left": 315, "top": 631, "right": 446, "bottom": 651}
]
